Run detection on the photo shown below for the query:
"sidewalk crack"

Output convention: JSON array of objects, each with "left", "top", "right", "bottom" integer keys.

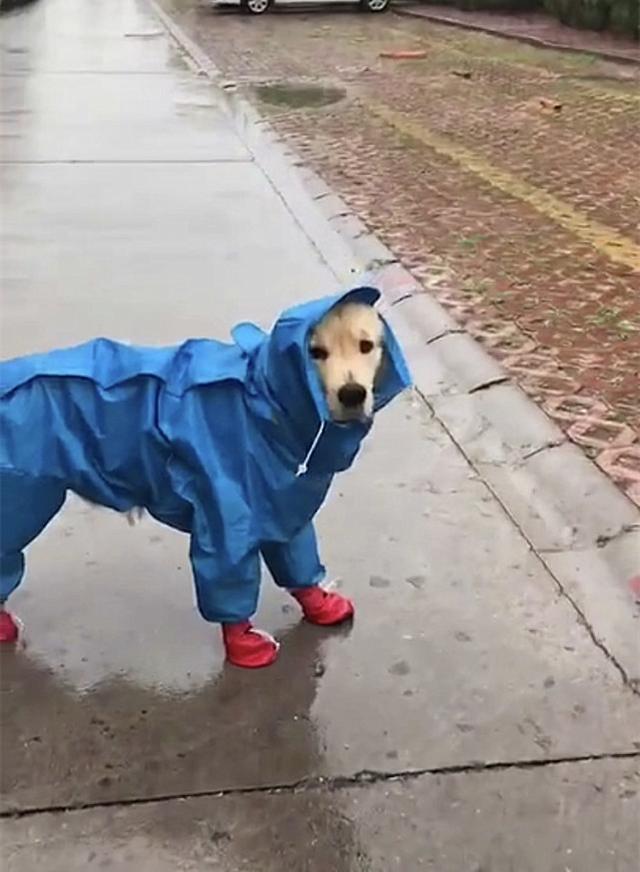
[
  {"left": 520, "top": 438, "right": 567, "bottom": 461},
  {"left": 426, "top": 327, "right": 466, "bottom": 344},
  {"left": 3, "top": 751, "right": 638, "bottom": 820},
  {"left": 468, "top": 376, "right": 510, "bottom": 394},
  {"left": 595, "top": 523, "right": 640, "bottom": 548}
]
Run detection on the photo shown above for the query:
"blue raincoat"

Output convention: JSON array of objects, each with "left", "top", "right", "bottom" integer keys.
[{"left": 0, "top": 287, "right": 411, "bottom": 622}]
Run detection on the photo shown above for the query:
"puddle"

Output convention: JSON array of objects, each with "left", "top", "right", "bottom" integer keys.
[{"left": 254, "top": 82, "right": 346, "bottom": 109}]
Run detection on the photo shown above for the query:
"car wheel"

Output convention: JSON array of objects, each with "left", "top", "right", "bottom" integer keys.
[
  {"left": 359, "top": 0, "right": 390, "bottom": 11},
  {"left": 241, "top": 0, "right": 272, "bottom": 13}
]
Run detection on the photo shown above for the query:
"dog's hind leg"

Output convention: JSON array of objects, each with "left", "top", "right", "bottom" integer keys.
[{"left": 0, "top": 468, "right": 66, "bottom": 642}]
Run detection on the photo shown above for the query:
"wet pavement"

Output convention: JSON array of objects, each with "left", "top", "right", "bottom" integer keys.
[
  {"left": 162, "top": 3, "right": 640, "bottom": 506},
  {"left": 5, "top": 758, "right": 640, "bottom": 871},
  {"left": 1, "top": 0, "right": 639, "bottom": 869}
]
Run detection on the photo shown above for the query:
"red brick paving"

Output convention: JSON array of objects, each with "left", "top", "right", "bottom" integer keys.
[
  {"left": 397, "top": 5, "right": 640, "bottom": 64},
  {"left": 162, "top": 5, "right": 640, "bottom": 504}
]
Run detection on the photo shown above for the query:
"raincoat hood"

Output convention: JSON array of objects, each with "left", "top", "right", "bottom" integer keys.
[{"left": 232, "top": 286, "right": 412, "bottom": 476}]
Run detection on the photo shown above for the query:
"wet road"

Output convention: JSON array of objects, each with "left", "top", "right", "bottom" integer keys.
[{"left": 1, "top": 0, "right": 639, "bottom": 869}]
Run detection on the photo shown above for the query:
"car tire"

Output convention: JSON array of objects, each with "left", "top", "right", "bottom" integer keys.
[
  {"left": 359, "top": 0, "right": 390, "bottom": 11},
  {"left": 241, "top": 0, "right": 272, "bottom": 13}
]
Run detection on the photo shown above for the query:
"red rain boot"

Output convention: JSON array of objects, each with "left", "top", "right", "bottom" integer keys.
[
  {"left": 290, "top": 586, "right": 354, "bottom": 626},
  {"left": 222, "top": 621, "right": 279, "bottom": 668},
  {"left": 0, "top": 609, "right": 20, "bottom": 644}
]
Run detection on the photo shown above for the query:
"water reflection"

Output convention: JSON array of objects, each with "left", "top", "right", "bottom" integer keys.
[{"left": 1, "top": 620, "right": 366, "bottom": 869}]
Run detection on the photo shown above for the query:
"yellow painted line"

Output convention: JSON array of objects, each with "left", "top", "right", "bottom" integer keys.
[{"left": 363, "top": 101, "right": 640, "bottom": 272}]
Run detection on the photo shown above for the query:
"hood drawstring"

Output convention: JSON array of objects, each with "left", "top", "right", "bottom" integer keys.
[{"left": 295, "top": 420, "right": 326, "bottom": 477}]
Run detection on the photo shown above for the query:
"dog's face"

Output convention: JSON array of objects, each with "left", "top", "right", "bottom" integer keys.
[{"left": 309, "top": 302, "right": 384, "bottom": 422}]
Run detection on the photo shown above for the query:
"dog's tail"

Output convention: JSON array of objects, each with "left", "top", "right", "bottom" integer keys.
[{"left": 126, "top": 507, "right": 145, "bottom": 526}]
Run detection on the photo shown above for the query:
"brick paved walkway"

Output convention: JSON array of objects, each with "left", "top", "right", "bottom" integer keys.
[
  {"left": 397, "top": 5, "right": 640, "bottom": 64},
  {"left": 162, "top": 4, "right": 640, "bottom": 504}
]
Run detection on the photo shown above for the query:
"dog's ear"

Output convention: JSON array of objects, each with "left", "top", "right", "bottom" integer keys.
[{"left": 232, "top": 322, "right": 267, "bottom": 355}]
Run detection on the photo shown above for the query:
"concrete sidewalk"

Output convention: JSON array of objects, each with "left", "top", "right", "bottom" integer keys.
[{"left": 0, "top": 0, "right": 638, "bottom": 869}]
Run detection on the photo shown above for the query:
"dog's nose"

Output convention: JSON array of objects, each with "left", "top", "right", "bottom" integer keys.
[{"left": 337, "top": 382, "right": 367, "bottom": 409}]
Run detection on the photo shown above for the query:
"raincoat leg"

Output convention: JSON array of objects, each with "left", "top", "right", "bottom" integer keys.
[
  {"left": 262, "top": 523, "right": 354, "bottom": 626},
  {"left": 0, "top": 468, "right": 66, "bottom": 602},
  {"left": 189, "top": 536, "right": 262, "bottom": 623},
  {"left": 189, "top": 533, "right": 278, "bottom": 667},
  {"left": 261, "top": 523, "right": 326, "bottom": 590}
]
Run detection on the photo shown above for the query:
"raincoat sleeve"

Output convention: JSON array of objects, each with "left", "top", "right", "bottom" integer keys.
[{"left": 261, "top": 522, "right": 326, "bottom": 590}]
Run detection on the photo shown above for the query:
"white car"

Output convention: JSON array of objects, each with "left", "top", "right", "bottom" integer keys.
[{"left": 227, "top": 0, "right": 390, "bottom": 14}]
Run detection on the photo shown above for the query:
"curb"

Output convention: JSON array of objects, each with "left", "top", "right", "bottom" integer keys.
[
  {"left": 147, "top": 0, "right": 640, "bottom": 693},
  {"left": 394, "top": 7, "right": 640, "bottom": 67}
]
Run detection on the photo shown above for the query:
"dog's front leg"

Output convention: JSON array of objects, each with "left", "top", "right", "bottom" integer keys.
[
  {"left": 188, "top": 536, "right": 278, "bottom": 668},
  {"left": 261, "top": 523, "right": 354, "bottom": 626}
]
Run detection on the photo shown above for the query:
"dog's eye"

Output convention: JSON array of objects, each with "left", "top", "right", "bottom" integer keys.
[
  {"left": 359, "top": 339, "right": 374, "bottom": 354},
  {"left": 310, "top": 346, "right": 329, "bottom": 361}
]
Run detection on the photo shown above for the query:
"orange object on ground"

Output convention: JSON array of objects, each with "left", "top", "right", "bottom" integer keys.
[{"left": 379, "top": 50, "right": 427, "bottom": 60}]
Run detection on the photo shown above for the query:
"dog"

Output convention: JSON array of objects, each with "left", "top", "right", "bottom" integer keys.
[{"left": 0, "top": 287, "right": 411, "bottom": 667}]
